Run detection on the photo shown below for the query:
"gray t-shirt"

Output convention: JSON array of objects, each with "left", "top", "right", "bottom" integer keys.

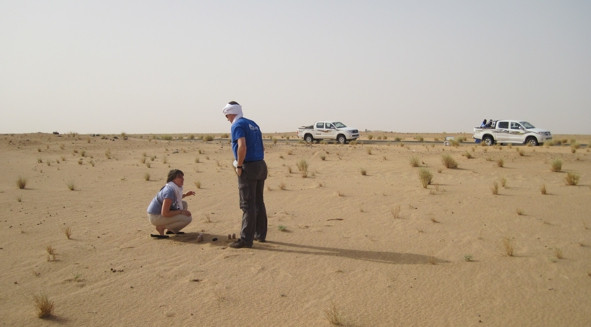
[{"left": 147, "top": 184, "right": 178, "bottom": 215}]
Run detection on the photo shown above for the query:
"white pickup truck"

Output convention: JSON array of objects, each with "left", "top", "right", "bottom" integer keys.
[
  {"left": 297, "top": 121, "right": 360, "bottom": 144},
  {"left": 473, "top": 120, "right": 552, "bottom": 146}
]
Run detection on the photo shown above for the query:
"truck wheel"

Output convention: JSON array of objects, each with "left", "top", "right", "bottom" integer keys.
[
  {"left": 525, "top": 137, "right": 538, "bottom": 146},
  {"left": 483, "top": 135, "right": 494, "bottom": 146},
  {"left": 304, "top": 134, "right": 314, "bottom": 143},
  {"left": 337, "top": 135, "right": 346, "bottom": 144}
]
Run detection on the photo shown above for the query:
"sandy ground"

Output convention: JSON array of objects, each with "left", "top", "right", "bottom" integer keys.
[{"left": 1, "top": 132, "right": 590, "bottom": 326}]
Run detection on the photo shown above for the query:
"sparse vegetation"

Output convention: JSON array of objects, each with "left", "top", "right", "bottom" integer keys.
[
  {"left": 66, "top": 181, "right": 76, "bottom": 191},
  {"left": 497, "top": 159, "right": 504, "bottom": 167},
  {"left": 34, "top": 293, "right": 54, "bottom": 318},
  {"left": 324, "top": 302, "right": 344, "bottom": 326},
  {"left": 17, "top": 176, "right": 27, "bottom": 189},
  {"left": 540, "top": 184, "right": 547, "bottom": 195},
  {"left": 491, "top": 182, "right": 499, "bottom": 195},
  {"left": 409, "top": 156, "right": 419, "bottom": 167},
  {"left": 551, "top": 159, "right": 562, "bottom": 172},
  {"left": 391, "top": 205, "right": 401, "bottom": 219},
  {"left": 144, "top": 173, "right": 150, "bottom": 181},
  {"left": 441, "top": 154, "right": 458, "bottom": 169},
  {"left": 418, "top": 168, "right": 433, "bottom": 188},
  {"left": 503, "top": 238, "right": 514, "bottom": 257},
  {"left": 63, "top": 226, "right": 72, "bottom": 239},
  {"left": 297, "top": 159, "right": 309, "bottom": 178},
  {"left": 46, "top": 246, "right": 57, "bottom": 261},
  {"left": 565, "top": 172, "right": 580, "bottom": 185},
  {"left": 554, "top": 248, "right": 564, "bottom": 259},
  {"left": 278, "top": 225, "right": 288, "bottom": 232},
  {"left": 360, "top": 168, "right": 367, "bottom": 176}
]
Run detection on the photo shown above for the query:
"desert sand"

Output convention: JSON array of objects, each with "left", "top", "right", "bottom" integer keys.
[{"left": 1, "top": 132, "right": 590, "bottom": 326}]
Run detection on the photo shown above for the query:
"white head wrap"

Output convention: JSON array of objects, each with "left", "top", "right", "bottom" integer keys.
[{"left": 222, "top": 102, "right": 243, "bottom": 124}]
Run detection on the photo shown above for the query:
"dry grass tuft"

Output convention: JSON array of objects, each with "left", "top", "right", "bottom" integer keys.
[
  {"left": 63, "top": 226, "right": 72, "bottom": 240},
  {"left": 391, "top": 205, "right": 401, "bottom": 219},
  {"left": 66, "top": 181, "right": 75, "bottom": 191},
  {"left": 516, "top": 208, "right": 524, "bottom": 216},
  {"left": 441, "top": 154, "right": 458, "bottom": 169},
  {"left": 17, "top": 176, "right": 27, "bottom": 189},
  {"left": 46, "top": 246, "right": 57, "bottom": 261},
  {"left": 34, "top": 293, "right": 54, "bottom": 318},
  {"left": 565, "top": 172, "right": 580, "bottom": 185},
  {"left": 503, "top": 238, "right": 514, "bottom": 257},
  {"left": 554, "top": 248, "right": 564, "bottom": 259},
  {"left": 297, "top": 159, "right": 308, "bottom": 178},
  {"left": 144, "top": 173, "right": 150, "bottom": 181},
  {"left": 409, "top": 156, "right": 419, "bottom": 167},
  {"left": 360, "top": 168, "right": 367, "bottom": 176},
  {"left": 491, "top": 182, "right": 499, "bottom": 195},
  {"left": 540, "top": 184, "right": 547, "bottom": 195},
  {"left": 551, "top": 159, "right": 562, "bottom": 172},
  {"left": 497, "top": 158, "right": 504, "bottom": 167},
  {"left": 418, "top": 168, "right": 433, "bottom": 188},
  {"left": 324, "top": 302, "right": 344, "bottom": 326}
]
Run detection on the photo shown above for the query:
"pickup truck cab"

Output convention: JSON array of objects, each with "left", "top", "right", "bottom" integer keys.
[
  {"left": 473, "top": 120, "right": 552, "bottom": 146},
  {"left": 297, "top": 121, "right": 360, "bottom": 144}
]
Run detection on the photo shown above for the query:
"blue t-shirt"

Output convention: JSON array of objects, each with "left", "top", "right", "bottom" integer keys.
[
  {"left": 231, "top": 117, "right": 264, "bottom": 162},
  {"left": 147, "top": 184, "right": 178, "bottom": 214}
]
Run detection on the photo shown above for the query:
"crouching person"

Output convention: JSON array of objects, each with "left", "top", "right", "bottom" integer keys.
[{"left": 147, "top": 169, "right": 195, "bottom": 238}]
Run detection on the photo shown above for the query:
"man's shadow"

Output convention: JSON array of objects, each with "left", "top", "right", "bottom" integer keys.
[
  {"left": 257, "top": 241, "right": 446, "bottom": 265},
  {"left": 170, "top": 234, "right": 445, "bottom": 265}
]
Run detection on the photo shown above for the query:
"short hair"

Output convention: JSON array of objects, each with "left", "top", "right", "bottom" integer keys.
[
  {"left": 167, "top": 169, "right": 184, "bottom": 183},
  {"left": 228, "top": 101, "right": 240, "bottom": 105}
]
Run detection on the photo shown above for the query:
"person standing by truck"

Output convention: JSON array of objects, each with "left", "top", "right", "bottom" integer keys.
[{"left": 222, "top": 101, "right": 268, "bottom": 248}]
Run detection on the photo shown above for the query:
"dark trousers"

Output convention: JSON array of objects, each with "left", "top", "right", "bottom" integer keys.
[{"left": 238, "top": 160, "right": 268, "bottom": 245}]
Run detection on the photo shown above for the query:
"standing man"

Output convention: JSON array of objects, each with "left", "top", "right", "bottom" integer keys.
[{"left": 223, "top": 101, "right": 268, "bottom": 248}]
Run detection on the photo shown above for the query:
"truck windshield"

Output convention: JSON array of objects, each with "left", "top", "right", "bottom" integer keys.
[
  {"left": 333, "top": 122, "right": 347, "bottom": 128},
  {"left": 520, "top": 121, "right": 535, "bottom": 129}
]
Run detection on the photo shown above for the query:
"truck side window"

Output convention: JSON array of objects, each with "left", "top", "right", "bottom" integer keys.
[
  {"left": 497, "top": 122, "right": 509, "bottom": 129},
  {"left": 511, "top": 122, "right": 522, "bottom": 130},
  {"left": 326, "top": 123, "right": 334, "bottom": 129},
  {"left": 316, "top": 122, "right": 324, "bottom": 129}
]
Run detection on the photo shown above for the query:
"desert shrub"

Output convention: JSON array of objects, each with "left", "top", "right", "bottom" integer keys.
[
  {"left": 441, "top": 154, "right": 458, "bottom": 169},
  {"left": 418, "top": 168, "right": 433, "bottom": 188},
  {"left": 551, "top": 159, "right": 562, "bottom": 172},
  {"left": 491, "top": 182, "right": 499, "bottom": 195},
  {"left": 297, "top": 159, "right": 308, "bottom": 178},
  {"left": 503, "top": 238, "right": 514, "bottom": 256},
  {"left": 497, "top": 159, "right": 504, "bottom": 167},
  {"left": 34, "top": 294, "right": 54, "bottom": 318},
  {"left": 16, "top": 176, "right": 27, "bottom": 189},
  {"left": 409, "top": 156, "right": 419, "bottom": 167},
  {"left": 565, "top": 172, "right": 580, "bottom": 185},
  {"left": 540, "top": 184, "right": 547, "bottom": 195}
]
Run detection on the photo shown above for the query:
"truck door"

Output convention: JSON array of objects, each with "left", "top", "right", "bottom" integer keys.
[
  {"left": 508, "top": 121, "right": 525, "bottom": 143},
  {"left": 495, "top": 121, "right": 510, "bottom": 143},
  {"left": 325, "top": 123, "right": 337, "bottom": 138},
  {"left": 315, "top": 122, "right": 326, "bottom": 138}
]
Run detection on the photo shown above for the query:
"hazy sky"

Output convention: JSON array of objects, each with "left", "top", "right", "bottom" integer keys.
[{"left": 1, "top": 1, "right": 590, "bottom": 135}]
